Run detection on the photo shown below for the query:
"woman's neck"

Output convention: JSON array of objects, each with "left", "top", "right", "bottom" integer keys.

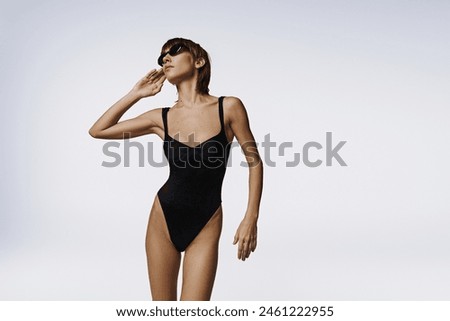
[{"left": 176, "top": 81, "right": 206, "bottom": 108}]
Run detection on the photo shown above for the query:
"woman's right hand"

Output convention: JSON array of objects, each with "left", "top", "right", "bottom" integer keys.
[
  {"left": 89, "top": 68, "right": 166, "bottom": 139},
  {"left": 131, "top": 68, "right": 166, "bottom": 98}
]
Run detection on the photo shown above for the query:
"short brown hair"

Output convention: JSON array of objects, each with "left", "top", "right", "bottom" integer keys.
[{"left": 161, "top": 37, "right": 211, "bottom": 94}]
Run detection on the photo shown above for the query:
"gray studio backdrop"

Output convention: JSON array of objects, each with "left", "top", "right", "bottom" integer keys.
[{"left": 1, "top": 0, "right": 449, "bottom": 300}]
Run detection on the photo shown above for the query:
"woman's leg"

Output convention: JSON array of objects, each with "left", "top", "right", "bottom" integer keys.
[
  {"left": 145, "top": 196, "right": 181, "bottom": 300},
  {"left": 180, "top": 207, "right": 223, "bottom": 301}
]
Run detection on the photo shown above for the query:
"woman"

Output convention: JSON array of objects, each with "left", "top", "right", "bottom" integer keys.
[{"left": 89, "top": 37, "right": 263, "bottom": 300}]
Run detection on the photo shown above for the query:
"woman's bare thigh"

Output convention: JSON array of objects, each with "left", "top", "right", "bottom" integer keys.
[
  {"left": 145, "top": 195, "right": 181, "bottom": 300},
  {"left": 180, "top": 206, "right": 223, "bottom": 300}
]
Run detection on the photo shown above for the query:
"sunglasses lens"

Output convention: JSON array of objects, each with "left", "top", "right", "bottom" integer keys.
[
  {"left": 157, "top": 54, "right": 164, "bottom": 66},
  {"left": 170, "top": 44, "right": 183, "bottom": 55},
  {"left": 158, "top": 44, "right": 185, "bottom": 66}
]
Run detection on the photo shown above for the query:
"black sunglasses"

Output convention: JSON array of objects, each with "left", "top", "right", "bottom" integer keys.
[{"left": 157, "top": 44, "right": 187, "bottom": 66}]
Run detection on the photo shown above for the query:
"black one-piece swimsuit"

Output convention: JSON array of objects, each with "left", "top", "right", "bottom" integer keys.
[{"left": 157, "top": 96, "right": 231, "bottom": 252}]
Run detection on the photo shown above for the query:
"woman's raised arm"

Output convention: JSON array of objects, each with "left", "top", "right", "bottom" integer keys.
[{"left": 89, "top": 68, "right": 166, "bottom": 139}]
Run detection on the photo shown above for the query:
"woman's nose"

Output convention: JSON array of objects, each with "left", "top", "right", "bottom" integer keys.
[{"left": 163, "top": 54, "right": 171, "bottom": 65}]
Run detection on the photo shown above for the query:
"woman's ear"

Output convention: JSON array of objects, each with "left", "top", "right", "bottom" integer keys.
[{"left": 195, "top": 57, "right": 205, "bottom": 69}]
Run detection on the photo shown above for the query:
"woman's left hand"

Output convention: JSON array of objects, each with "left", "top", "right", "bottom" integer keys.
[{"left": 233, "top": 216, "right": 258, "bottom": 261}]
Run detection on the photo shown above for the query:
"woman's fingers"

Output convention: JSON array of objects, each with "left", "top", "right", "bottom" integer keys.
[
  {"left": 148, "top": 70, "right": 165, "bottom": 85},
  {"left": 244, "top": 229, "right": 257, "bottom": 257},
  {"left": 234, "top": 222, "right": 258, "bottom": 260},
  {"left": 239, "top": 238, "right": 250, "bottom": 261},
  {"left": 145, "top": 69, "right": 157, "bottom": 79},
  {"left": 155, "top": 73, "right": 166, "bottom": 85},
  {"left": 130, "top": 68, "right": 166, "bottom": 97},
  {"left": 251, "top": 237, "right": 257, "bottom": 252},
  {"left": 238, "top": 238, "right": 245, "bottom": 260},
  {"left": 143, "top": 68, "right": 163, "bottom": 83},
  {"left": 243, "top": 242, "right": 249, "bottom": 260},
  {"left": 250, "top": 230, "right": 257, "bottom": 252}
]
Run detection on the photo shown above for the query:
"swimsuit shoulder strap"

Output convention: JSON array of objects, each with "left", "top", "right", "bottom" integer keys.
[
  {"left": 162, "top": 107, "right": 170, "bottom": 137},
  {"left": 218, "top": 96, "right": 225, "bottom": 131}
]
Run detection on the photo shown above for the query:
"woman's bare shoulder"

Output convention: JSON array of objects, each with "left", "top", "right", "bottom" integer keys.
[
  {"left": 222, "top": 96, "right": 244, "bottom": 107},
  {"left": 137, "top": 106, "right": 166, "bottom": 121},
  {"left": 222, "top": 96, "right": 248, "bottom": 120},
  {"left": 133, "top": 106, "right": 168, "bottom": 133}
]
